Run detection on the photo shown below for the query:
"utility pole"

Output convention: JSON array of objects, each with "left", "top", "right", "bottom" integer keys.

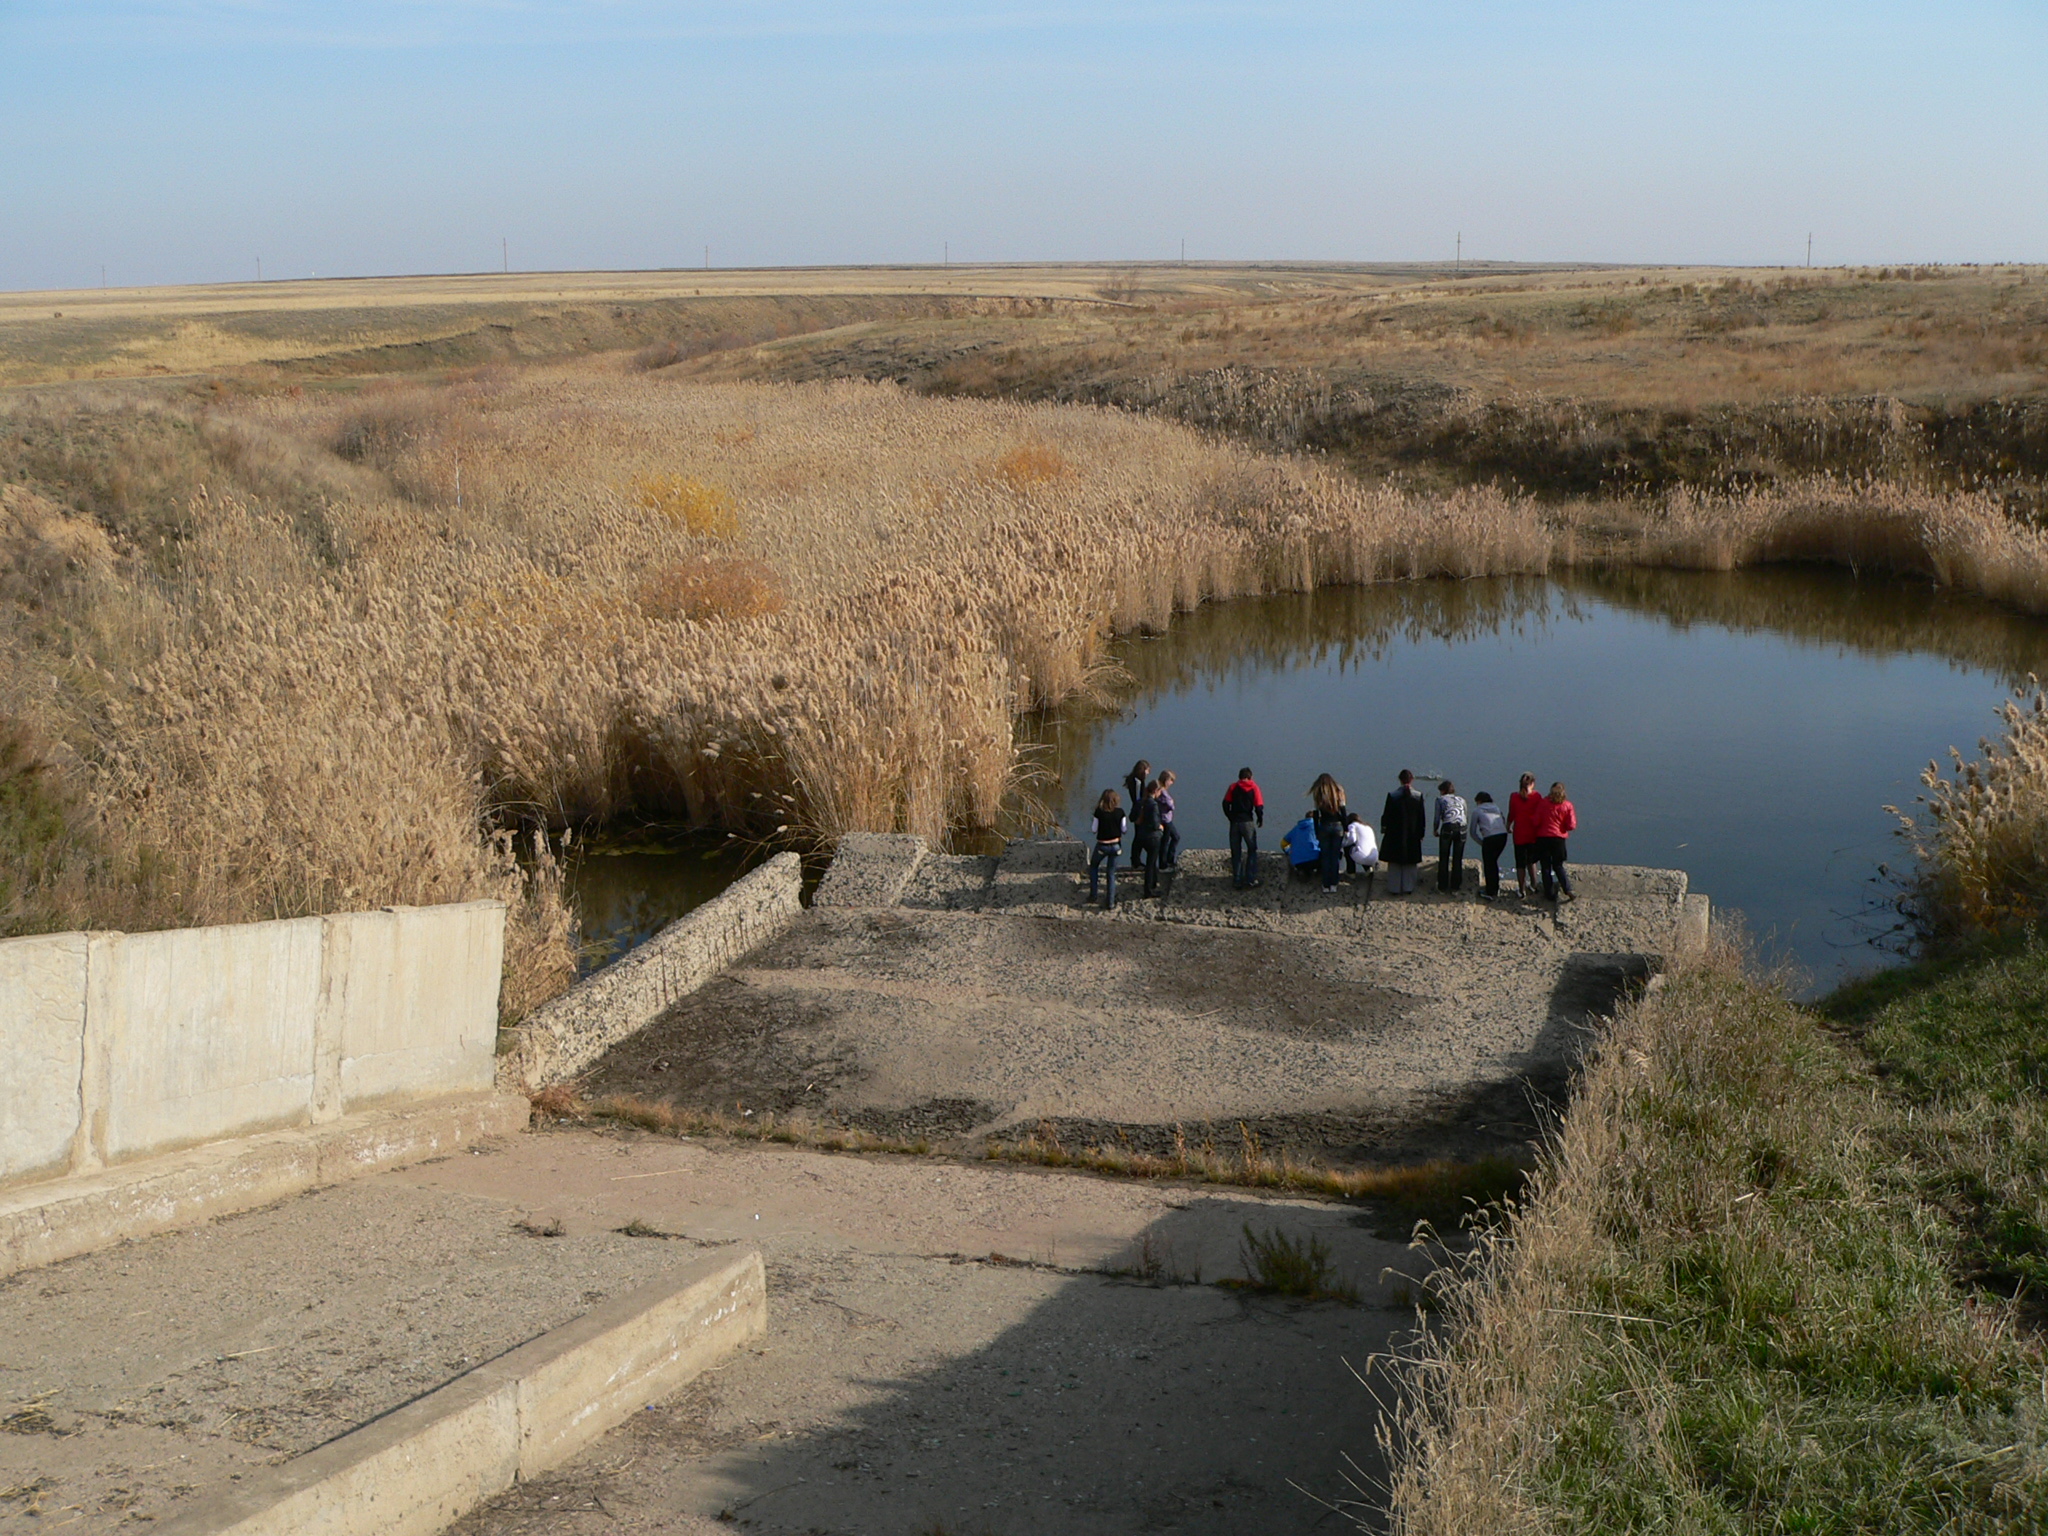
[
  {"left": 704, "top": 244, "right": 710, "bottom": 270},
  {"left": 101, "top": 264, "right": 106, "bottom": 289},
  {"left": 502, "top": 237, "right": 509, "bottom": 273},
  {"left": 1181, "top": 238, "right": 1186, "bottom": 265},
  {"left": 1456, "top": 231, "right": 1462, "bottom": 277},
  {"left": 1806, "top": 233, "right": 1812, "bottom": 268},
  {"left": 944, "top": 241, "right": 948, "bottom": 266}
]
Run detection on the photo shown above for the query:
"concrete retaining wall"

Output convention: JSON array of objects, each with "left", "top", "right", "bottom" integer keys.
[
  {"left": 157, "top": 1249, "right": 767, "bottom": 1536},
  {"left": 497, "top": 853, "right": 804, "bottom": 1093},
  {"left": 0, "top": 902, "right": 506, "bottom": 1190}
]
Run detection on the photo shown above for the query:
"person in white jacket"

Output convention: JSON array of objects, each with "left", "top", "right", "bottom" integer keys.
[{"left": 1341, "top": 812, "right": 1378, "bottom": 889}]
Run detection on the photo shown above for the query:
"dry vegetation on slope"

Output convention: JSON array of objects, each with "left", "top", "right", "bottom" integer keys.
[
  {"left": 0, "top": 365, "right": 1560, "bottom": 1003},
  {"left": 3, "top": 264, "right": 2046, "bottom": 1020}
]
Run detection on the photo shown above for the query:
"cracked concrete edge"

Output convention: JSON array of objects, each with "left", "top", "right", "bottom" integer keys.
[
  {"left": 0, "top": 1092, "right": 530, "bottom": 1281},
  {"left": 156, "top": 1249, "right": 767, "bottom": 1536},
  {"left": 497, "top": 853, "right": 804, "bottom": 1093}
]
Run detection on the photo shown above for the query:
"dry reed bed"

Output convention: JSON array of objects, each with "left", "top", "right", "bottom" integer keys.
[
  {"left": 1898, "top": 680, "right": 2048, "bottom": 937},
  {"left": 8, "top": 367, "right": 2048, "bottom": 1015}
]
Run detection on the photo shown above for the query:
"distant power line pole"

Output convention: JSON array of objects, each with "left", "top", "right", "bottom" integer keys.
[
  {"left": 705, "top": 245, "right": 710, "bottom": 270},
  {"left": 944, "top": 241, "right": 948, "bottom": 266},
  {"left": 1456, "top": 231, "right": 1462, "bottom": 277},
  {"left": 101, "top": 264, "right": 106, "bottom": 289},
  {"left": 1181, "top": 238, "right": 1186, "bottom": 265},
  {"left": 1806, "top": 233, "right": 1812, "bottom": 268},
  {"left": 502, "top": 237, "right": 509, "bottom": 273}
]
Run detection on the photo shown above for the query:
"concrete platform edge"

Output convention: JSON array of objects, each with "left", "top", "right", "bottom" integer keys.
[
  {"left": 0, "top": 1092, "right": 529, "bottom": 1280},
  {"left": 155, "top": 1249, "right": 768, "bottom": 1536}
]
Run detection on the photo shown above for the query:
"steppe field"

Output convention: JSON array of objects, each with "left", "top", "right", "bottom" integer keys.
[{"left": 6, "top": 261, "right": 2048, "bottom": 1530}]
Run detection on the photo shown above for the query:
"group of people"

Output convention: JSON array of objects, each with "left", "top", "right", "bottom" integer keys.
[{"left": 1084, "top": 761, "right": 1578, "bottom": 908}]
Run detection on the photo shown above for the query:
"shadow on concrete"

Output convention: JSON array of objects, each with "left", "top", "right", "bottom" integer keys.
[{"left": 459, "top": 1198, "right": 1423, "bottom": 1536}]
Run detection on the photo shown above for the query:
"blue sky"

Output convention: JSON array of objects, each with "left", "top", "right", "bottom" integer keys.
[{"left": 3, "top": 2, "right": 2044, "bottom": 290}]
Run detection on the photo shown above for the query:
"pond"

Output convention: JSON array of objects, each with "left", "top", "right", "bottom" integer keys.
[
  {"left": 1023, "top": 567, "right": 2048, "bottom": 993},
  {"left": 564, "top": 566, "right": 2048, "bottom": 994}
]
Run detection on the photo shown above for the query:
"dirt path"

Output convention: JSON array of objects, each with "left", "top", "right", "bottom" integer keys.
[{"left": 0, "top": 1132, "right": 1423, "bottom": 1535}]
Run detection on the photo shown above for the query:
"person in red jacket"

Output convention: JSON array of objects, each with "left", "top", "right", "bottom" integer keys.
[
  {"left": 1536, "top": 781, "right": 1577, "bottom": 902},
  {"left": 1223, "top": 767, "right": 1265, "bottom": 889},
  {"left": 1506, "top": 772, "right": 1543, "bottom": 899}
]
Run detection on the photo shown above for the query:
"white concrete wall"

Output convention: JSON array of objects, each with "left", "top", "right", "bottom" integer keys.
[
  {"left": 0, "top": 901, "right": 506, "bottom": 1188},
  {"left": 0, "top": 933, "right": 89, "bottom": 1185}
]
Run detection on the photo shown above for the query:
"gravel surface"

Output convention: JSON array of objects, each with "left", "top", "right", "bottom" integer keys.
[{"left": 579, "top": 850, "right": 1682, "bottom": 1164}]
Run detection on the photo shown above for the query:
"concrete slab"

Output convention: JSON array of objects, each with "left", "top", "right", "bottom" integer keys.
[
  {"left": 2, "top": 1130, "right": 1425, "bottom": 1536},
  {"left": 811, "top": 832, "right": 928, "bottom": 908},
  {"left": 153, "top": 1252, "right": 765, "bottom": 1536},
  {"left": 0, "top": 1092, "right": 528, "bottom": 1279}
]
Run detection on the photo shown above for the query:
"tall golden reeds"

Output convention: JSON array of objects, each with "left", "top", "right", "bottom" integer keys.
[
  {"left": 1895, "top": 679, "right": 2048, "bottom": 936},
  {"left": 9, "top": 362, "right": 2048, "bottom": 1018}
]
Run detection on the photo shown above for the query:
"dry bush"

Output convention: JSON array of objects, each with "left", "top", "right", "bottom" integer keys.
[
  {"left": 634, "top": 556, "right": 785, "bottom": 623},
  {"left": 629, "top": 473, "right": 739, "bottom": 538},
  {"left": 1896, "top": 680, "right": 2048, "bottom": 936},
  {"left": 989, "top": 440, "right": 1067, "bottom": 488}
]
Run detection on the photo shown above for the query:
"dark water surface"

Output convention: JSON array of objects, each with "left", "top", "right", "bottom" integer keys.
[
  {"left": 563, "top": 834, "right": 761, "bottom": 975},
  {"left": 1025, "top": 568, "right": 2048, "bottom": 992}
]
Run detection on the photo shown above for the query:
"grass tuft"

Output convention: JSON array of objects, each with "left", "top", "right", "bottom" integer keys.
[{"left": 1220, "top": 1223, "right": 1360, "bottom": 1304}]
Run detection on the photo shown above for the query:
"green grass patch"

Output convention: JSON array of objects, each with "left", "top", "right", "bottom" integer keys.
[
  {"left": 1822, "top": 929, "right": 2048, "bottom": 1300},
  {"left": 1392, "top": 957, "right": 2048, "bottom": 1535}
]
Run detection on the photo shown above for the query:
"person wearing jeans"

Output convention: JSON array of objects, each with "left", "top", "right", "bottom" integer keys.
[
  {"left": 1155, "top": 769, "right": 1181, "bottom": 870},
  {"left": 1223, "top": 767, "right": 1265, "bottom": 888},
  {"left": 1087, "top": 788, "right": 1127, "bottom": 908},
  {"left": 1537, "top": 781, "right": 1578, "bottom": 902},
  {"left": 1433, "top": 779, "right": 1469, "bottom": 893},
  {"left": 1470, "top": 792, "right": 1510, "bottom": 899},
  {"left": 1311, "top": 772, "right": 1348, "bottom": 894},
  {"left": 1131, "top": 781, "right": 1165, "bottom": 898}
]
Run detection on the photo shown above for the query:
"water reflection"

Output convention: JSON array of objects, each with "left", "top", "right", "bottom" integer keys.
[
  {"left": 563, "top": 833, "right": 761, "bottom": 974},
  {"left": 1020, "top": 568, "right": 2048, "bottom": 993}
]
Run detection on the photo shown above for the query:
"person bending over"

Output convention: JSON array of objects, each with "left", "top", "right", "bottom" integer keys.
[
  {"left": 1281, "top": 812, "right": 1321, "bottom": 881},
  {"left": 1470, "top": 792, "right": 1509, "bottom": 900},
  {"left": 1434, "top": 779, "right": 1469, "bottom": 894},
  {"left": 1341, "top": 812, "right": 1378, "bottom": 891}
]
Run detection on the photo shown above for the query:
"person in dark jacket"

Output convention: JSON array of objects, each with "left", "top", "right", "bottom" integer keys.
[
  {"left": 1088, "top": 789, "right": 1127, "bottom": 908},
  {"left": 1380, "top": 769, "right": 1427, "bottom": 895},
  {"left": 1131, "top": 780, "right": 1166, "bottom": 898},
  {"left": 1122, "top": 760, "right": 1151, "bottom": 868},
  {"left": 1223, "top": 767, "right": 1264, "bottom": 888},
  {"left": 1311, "top": 772, "right": 1348, "bottom": 894}
]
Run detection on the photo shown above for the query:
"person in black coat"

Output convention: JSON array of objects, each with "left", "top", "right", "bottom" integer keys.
[{"left": 1380, "top": 769, "right": 1427, "bottom": 896}]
